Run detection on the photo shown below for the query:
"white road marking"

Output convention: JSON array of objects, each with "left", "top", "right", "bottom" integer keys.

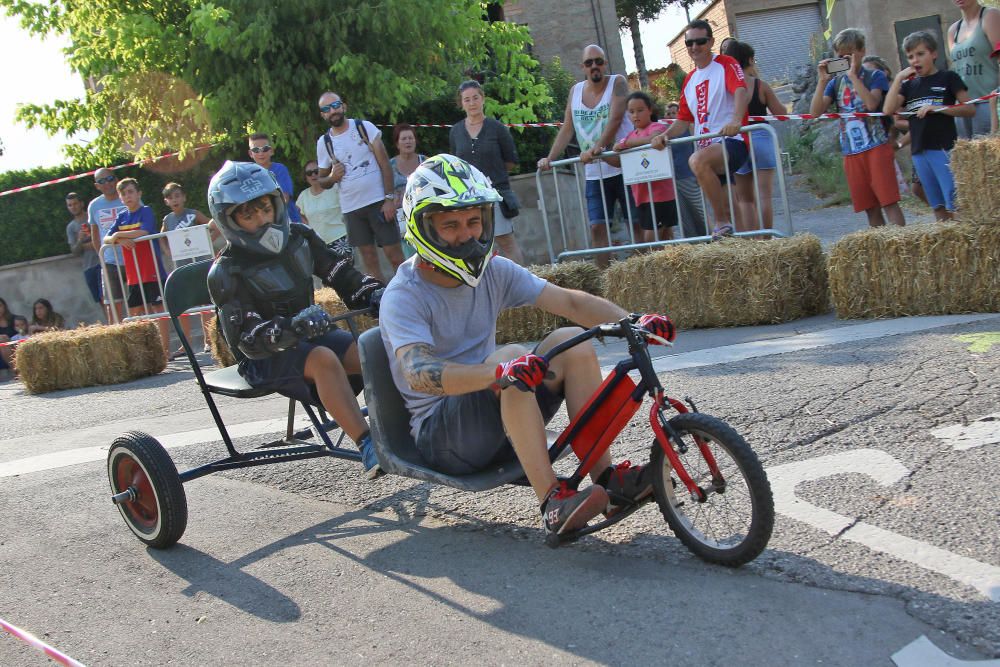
[
  {"left": 0, "top": 416, "right": 312, "bottom": 478},
  {"left": 931, "top": 414, "right": 1000, "bottom": 451},
  {"left": 892, "top": 635, "right": 1000, "bottom": 666},
  {"left": 767, "top": 449, "right": 1000, "bottom": 602}
]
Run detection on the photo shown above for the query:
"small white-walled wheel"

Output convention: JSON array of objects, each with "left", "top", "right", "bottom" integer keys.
[{"left": 108, "top": 431, "right": 187, "bottom": 549}]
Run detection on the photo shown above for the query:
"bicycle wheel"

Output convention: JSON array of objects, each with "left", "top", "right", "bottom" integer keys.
[
  {"left": 650, "top": 412, "right": 773, "bottom": 566},
  {"left": 108, "top": 431, "right": 187, "bottom": 549}
]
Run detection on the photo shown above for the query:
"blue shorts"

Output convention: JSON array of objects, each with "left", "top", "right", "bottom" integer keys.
[
  {"left": 585, "top": 174, "right": 636, "bottom": 225},
  {"left": 735, "top": 126, "right": 777, "bottom": 175},
  {"left": 911, "top": 149, "right": 956, "bottom": 212},
  {"left": 239, "top": 328, "right": 361, "bottom": 405},
  {"left": 714, "top": 138, "right": 751, "bottom": 185},
  {"left": 84, "top": 265, "right": 102, "bottom": 303}
]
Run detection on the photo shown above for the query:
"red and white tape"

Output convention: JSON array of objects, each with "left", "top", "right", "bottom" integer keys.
[{"left": 0, "top": 617, "right": 87, "bottom": 667}]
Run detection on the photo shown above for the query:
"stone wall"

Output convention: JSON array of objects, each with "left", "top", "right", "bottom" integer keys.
[
  {"left": 0, "top": 254, "right": 105, "bottom": 328},
  {"left": 668, "top": 0, "right": 733, "bottom": 74}
]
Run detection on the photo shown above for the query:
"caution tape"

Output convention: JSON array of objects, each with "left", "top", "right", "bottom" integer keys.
[
  {"left": 0, "top": 144, "right": 217, "bottom": 199},
  {"left": 0, "top": 617, "right": 87, "bottom": 667}
]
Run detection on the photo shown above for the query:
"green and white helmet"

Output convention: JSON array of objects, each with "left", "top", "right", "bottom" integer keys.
[{"left": 402, "top": 154, "right": 502, "bottom": 287}]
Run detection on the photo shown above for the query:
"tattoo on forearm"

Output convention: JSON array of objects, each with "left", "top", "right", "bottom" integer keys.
[{"left": 401, "top": 344, "right": 446, "bottom": 395}]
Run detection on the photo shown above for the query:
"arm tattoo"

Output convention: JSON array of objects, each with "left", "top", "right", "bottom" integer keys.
[
  {"left": 400, "top": 343, "right": 447, "bottom": 395},
  {"left": 613, "top": 75, "right": 628, "bottom": 97}
]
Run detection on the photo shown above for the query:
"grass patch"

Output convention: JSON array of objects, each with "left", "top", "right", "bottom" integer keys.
[{"left": 786, "top": 127, "right": 852, "bottom": 206}]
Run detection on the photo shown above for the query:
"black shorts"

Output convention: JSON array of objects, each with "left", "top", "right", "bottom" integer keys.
[
  {"left": 239, "top": 329, "right": 361, "bottom": 405},
  {"left": 716, "top": 138, "right": 750, "bottom": 185},
  {"left": 126, "top": 281, "right": 163, "bottom": 309},
  {"left": 637, "top": 201, "right": 679, "bottom": 231},
  {"left": 415, "top": 382, "right": 564, "bottom": 475}
]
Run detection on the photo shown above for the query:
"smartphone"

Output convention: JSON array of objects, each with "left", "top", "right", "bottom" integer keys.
[{"left": 826, "top": 57, "right": 850, "bottom": 74}]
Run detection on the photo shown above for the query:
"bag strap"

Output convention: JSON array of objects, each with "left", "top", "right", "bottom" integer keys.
[
  {"left": 355, "top": 118, "right": 370, "bottom": 145},
  {"left": 323, "top": 131, "right": 335, "bottom": 161}
]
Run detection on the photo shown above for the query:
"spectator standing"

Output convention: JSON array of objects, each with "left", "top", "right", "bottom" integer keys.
[
  {"left": 388, "top": 124, "right": 425, "bottom": 259},
  {"left": 538, "top": 44, "right": 635, "bottom": 269},
  {"left": 87, "top": 168, "right": 128, "bottom": 322},
  {"left": 296, "top": 160, "right": 348, "bottom": 248},
  {"left": 947, "top": 0, "right": 1000, "bottom": 139},
  {"left": 613, "top": 92, "right": 678, "bottom": 243},
  {"left": 723, "top": 40, "right": 786, "bottom": 232},
  {"left": 161, "top": 182, "right": 216, "bottom": 354},
  {"left": 104, "top": 178, "right": 171, "bottom": 360},
  {"left": 0, "top": 297, "right": 20, "bottom": 376},
  {"left": 65, "top": 192, "right": 101, "bottom": 304},
  {"left": 315, "top": 91, "right": 404, "bottom": 282},
  {"left": 248, "top": 133, "right": 301, "bottom": 222},
  {"left": 663, "top": 102, "right": 708, "bottom": 238},
  {"left": 651, "top": 20, "right": 751, "bottom": 239},
  {"left": 450, "top": 81, "right": 525, "bottom": 265},
  {"left": 28, "top": 298, "right": 64, "bottom": 334},
  {"left": 809, "top": 28, "right": 906, "bottom": 228},
  {"left": 885, "top": 31, "right": 976, "bottom": 221}
]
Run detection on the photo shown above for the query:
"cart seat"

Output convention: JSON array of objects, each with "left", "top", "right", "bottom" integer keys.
[
  {"left": 201, "top": 365, "right": 273, "bottom": 398},
  {"left": 359, "top": 327, "right": 534, "bottom": 492}
]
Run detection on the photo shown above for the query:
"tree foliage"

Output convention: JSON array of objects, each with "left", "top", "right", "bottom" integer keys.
[
  {"left": 2, "top": 0, "right": 551, "bottom": 168},
  {"left": 615, "top": 0, "right": 696, "bottom": 88}
]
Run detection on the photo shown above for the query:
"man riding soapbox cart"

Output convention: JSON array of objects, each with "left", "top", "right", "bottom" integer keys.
[{"left": 107, "top": 260, "right": 774, "bottom": 565}]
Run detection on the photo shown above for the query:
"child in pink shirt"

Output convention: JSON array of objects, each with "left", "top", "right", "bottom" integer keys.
[{"left": 613, "top": 92, "right": 678, "bottom": 243}]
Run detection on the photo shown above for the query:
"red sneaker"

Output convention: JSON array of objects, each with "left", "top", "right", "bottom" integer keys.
[{"left": 541, "top": 482, "right": 609, "bottom": 536}]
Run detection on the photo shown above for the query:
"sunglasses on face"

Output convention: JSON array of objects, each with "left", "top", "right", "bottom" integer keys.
[
  {"left": 583, "top": 57, "right": 605, "bottom": 67},
  {"left": 249, "top": 145, "right": 272, "bottom": 154},
  {"left": 685, "top": 37, "right": 710, "bottom": 47},
  {"left": 319, "top": 101, "right": 344, "bottom": 113},
  {"left": 95, "top": 176, "right": 117, "bottom": 184},
  {"left": 305, "top": 168, "right": 320, "bottom": 176}
]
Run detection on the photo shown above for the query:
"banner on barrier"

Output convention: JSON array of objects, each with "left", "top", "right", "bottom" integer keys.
[
  {"left": 620, "top": 148, "right": 673, "bottom": 185},
  {"left": 167, "top": 226, "right": 212, "bottom": 261}
]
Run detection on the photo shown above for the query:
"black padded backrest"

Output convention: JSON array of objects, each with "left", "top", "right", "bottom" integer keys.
[{"left": 358, "top": 327, "right": 426, "bottom": 473}]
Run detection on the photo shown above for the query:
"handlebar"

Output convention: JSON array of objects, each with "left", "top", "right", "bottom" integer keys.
[{"left": 540, "top": 314, "right": 670, "bottom": 364}]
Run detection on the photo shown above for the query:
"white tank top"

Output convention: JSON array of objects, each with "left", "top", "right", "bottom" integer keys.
[{"left": 571, "top": 74, "right": 633, "bottom": 180}]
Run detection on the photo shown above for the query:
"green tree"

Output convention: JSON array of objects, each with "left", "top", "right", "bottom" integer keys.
[
  {"left": 2, "top": 0, "right": 550, "bottom": 168},
  {"left": 616, "top": 0, "right": 696, "bottom": 89}
]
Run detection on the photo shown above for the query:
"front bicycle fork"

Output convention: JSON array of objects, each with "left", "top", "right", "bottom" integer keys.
[{"left": 650, "top": 392, "right": 725, "bottom": 502}]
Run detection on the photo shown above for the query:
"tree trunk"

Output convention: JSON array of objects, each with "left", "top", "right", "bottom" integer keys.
[{"left": 628, "top": 9, "right": 648, "bottom": 90}]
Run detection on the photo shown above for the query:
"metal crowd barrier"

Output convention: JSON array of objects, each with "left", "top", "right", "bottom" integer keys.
[
  {"left": 98, "top": 228, "right": 216, "bottom": 324},
  {"left": 536, "top": 123, "right": 793, "bottom": 263}
]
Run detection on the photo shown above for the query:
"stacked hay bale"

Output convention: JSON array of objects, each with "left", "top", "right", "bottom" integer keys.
[
  {"left": 604, "top": 235, "right": 829, "bottom": 329},
  {"left": 951, "top": 136, "right": 1000, "bottom": 224},
  {"left": 16, "top": 321, "right": 166, "bottom": 394},
  {"left": 204, "top": 288, "right": 377, "bottom": 367},
  {"left": 496, "top": 262, "right": 604, "bottom": 343},
  {"left": 828, "top": 222, "right": 1000, "bottom": 318}
]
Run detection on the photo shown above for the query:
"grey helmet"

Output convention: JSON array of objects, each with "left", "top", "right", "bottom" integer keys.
[{"left": 207, "top": 160, "right": 289, "bottom": 256}]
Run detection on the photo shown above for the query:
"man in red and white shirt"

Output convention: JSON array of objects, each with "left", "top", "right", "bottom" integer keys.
[{"left": 652, "top": 20, "right": 750, "bottom": 237}]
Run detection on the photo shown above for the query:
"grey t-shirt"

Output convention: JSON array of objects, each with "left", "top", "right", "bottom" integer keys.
[
  {"left": 66, "top": 218, "right": 99, "bottom": 271},
  {"left": 88, "top": 195, "right": 127, "bottom": 265},
  {"left": 162, "top": 208, "right": 199, "bottom": 232},
  {"left": 380, "top": 256, "right": 547, "bottom": 439}
]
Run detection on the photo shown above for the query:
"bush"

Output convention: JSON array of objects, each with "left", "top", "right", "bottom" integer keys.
[
  {"left": 0, "top": 144, "right": 242, "bottom": 266},
  {"left": 785, "top": 126, "right": 851, "bottom": 206}
]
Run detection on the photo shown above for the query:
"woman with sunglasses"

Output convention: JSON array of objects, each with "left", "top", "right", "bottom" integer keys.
[
  {"left": 449, "top": 80, "right": 525, "bottom": 265},
  {"left": 295, "top": 160, "right": 347, "bottom": 250}
]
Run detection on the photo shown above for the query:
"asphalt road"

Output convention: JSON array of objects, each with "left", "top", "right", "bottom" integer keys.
[{"left": 1, "top": 311, "right": 999, "bottom": 666}]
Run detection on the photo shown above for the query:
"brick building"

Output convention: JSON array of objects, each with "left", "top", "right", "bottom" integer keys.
[
  {"left": 666, "top": 0, "right": 968, "bottom": 85},
  {"left": 502, "top": 0, "right": 629, "bottom": 75}
]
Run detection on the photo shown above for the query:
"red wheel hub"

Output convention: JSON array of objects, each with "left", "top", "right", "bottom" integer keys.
[{"left": 114, "top": 456, "right": 157, "bottom": 530}]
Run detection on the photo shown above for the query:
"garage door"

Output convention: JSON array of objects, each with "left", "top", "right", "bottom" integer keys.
[{"left": 736, "top": 4, "right": 822, "bottom": 85}]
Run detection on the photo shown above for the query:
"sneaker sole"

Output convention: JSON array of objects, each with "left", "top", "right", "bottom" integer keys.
[
  {"left": 558, "top": 486, "right": 610, "bottom": 535},
  {"left": 365, "top": 465, "right": 385, "bottom": 481}
]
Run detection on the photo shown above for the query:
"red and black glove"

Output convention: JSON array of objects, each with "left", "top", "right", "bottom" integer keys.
[
  {"left": 495, "top": 353, "right": 549, "bottom": 392},
  {"left": 638, "top": 313, "right": 676, "bottom": 345}
]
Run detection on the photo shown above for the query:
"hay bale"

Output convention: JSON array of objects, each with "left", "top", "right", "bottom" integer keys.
[
  {"left": 603, "top": 235, "right": 829, "bottom": 329},
  {"left": 16, "top": 321, "right": 166, "bottom": 394},
  {"left": 828, "top": 221, "right": 1000, "bottom": 319},
  {"left": 203, "top": 290, "right": 375, "bottom": 368},
  {"left": 496, "top": 262, "right": 604, "bottom": 343},
  {"left": 951, "top": 136, "right": 1000, "bottom": 224}
]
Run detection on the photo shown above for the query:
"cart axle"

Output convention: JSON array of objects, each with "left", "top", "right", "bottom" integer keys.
[{"left": 111, "top": 487, "right": 136, "bottom": 505}]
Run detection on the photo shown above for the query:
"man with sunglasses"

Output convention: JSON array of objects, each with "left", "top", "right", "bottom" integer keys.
[
  {"left": 650, "top": 20, "right": 750, "bottom": 238},
  {"left": 537, "top": 44, "right": 635, "bottom": 269},
  {"left": 248, "top": 133, "right": 301, "bottom": 223},
  {"left": 314, "top": 91, "right": 403, "bottom": 283},
  {"left": 87, "top": 168, "right": 128, "bottom": 322}
]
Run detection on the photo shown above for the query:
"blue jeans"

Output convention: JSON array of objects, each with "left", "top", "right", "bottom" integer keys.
[{"left": 912, "top": 149, "right": 955, "bottom": 211}]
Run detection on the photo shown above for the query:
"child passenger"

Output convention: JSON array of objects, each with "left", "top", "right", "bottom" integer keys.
[
  {"left": 884, "top": 31, "right": 976, "bottom": 221},
  {"left": 613, "top": 92, "right": 678, "bottom": 243},
  {"left": 205, "top": 161, "right": 385, "bottom": 478}
]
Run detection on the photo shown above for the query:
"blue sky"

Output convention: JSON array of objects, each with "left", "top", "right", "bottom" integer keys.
[{"left": 0, "top": 2, "right": 708, "bottom": 175}]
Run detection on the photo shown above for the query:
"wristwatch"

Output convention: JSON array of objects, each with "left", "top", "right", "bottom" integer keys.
[{"left": 384, "top": 194, "right": 394, "bottom": 201}]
